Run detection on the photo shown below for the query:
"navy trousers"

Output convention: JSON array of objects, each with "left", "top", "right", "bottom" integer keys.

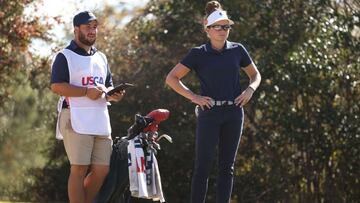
[{"left": 191, "top": 105, "right": 244, "bottom": 203}]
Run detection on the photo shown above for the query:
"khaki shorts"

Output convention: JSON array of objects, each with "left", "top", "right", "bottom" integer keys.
[{"left": 59, "top": 109, "right": 112, "bottom": 165}]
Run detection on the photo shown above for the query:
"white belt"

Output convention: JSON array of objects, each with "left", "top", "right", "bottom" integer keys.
[{"left": 211, "top": 100, "right": 234, "bottom": 106}]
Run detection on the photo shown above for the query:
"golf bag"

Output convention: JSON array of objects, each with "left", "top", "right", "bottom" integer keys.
[{"left": 94, "top": 109, "right": 171, "bottom": 203}]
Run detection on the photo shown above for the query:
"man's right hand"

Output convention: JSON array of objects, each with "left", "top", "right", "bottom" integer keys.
[{"left": 86, "top": 87, "right": 103, "bottom": 100}]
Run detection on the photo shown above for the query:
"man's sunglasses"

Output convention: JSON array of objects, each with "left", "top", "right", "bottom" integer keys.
[{"left": 207, "top": 24, "right": 232, "bottom": 31}]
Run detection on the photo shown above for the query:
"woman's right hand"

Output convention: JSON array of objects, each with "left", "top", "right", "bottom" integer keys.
[{"left": 190, "top": 94, "right": 214, "bottom": 110}]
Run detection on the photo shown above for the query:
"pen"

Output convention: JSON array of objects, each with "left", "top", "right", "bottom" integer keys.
[{"left": 94, "top": 82, "right": 107, "bottom": 95}]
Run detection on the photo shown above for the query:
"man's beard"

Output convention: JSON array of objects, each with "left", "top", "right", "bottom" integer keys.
[{"left": 79, "top": 31, "right": 96, "bottom": 46}]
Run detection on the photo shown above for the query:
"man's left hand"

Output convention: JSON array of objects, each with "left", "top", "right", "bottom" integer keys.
[{"left": 106, "top": 90, "right": 125, "bottom": 102}]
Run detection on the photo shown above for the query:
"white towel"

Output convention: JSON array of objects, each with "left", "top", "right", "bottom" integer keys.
[
  {"left": 150, "top": 152, "right": 165, "bottom": 201},
  {"left": 128, "top": 136, "right": 165, "bottom": 202},
  {"left": 127, "top": 138, "right": 138, "bottom": 193}
]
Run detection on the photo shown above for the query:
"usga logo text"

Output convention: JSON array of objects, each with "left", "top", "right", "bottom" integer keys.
[{"left": 82, "top": 76, "right": 104, "bottom": 85}]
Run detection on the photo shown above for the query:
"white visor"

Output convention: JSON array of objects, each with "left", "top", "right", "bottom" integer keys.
[{"left": 206, "top": 10, "right": 234, "bottom": 27}]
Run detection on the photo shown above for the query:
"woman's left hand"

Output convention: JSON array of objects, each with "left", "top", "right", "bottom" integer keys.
[{"left": 235, "top": 87, "right": 254, "bottom": 107}]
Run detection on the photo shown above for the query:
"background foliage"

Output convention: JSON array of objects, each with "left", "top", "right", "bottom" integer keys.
[
  {"left": 0, "top": 0, "right": 57, "bottom": 200},
  {"left": 0, "top": 0, "right": 359, "bottom": 202}
]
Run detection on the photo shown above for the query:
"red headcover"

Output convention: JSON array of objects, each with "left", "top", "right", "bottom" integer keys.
[{"left": 143, "top": 109, "right": 170, "bottom": 132}]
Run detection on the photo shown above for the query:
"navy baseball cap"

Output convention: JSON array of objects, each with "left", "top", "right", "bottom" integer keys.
[{"left": 73, "top": 11, "right": 97, "bottom": 27}]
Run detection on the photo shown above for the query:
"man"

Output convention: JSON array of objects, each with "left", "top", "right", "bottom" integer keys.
[{"left": 50, "top": 11, "right": 123, "bottom": 203}]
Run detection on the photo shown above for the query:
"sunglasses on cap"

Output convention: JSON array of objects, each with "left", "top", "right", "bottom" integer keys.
[{"left": 207, "top": 24, "right": 232, "bottom": 31}]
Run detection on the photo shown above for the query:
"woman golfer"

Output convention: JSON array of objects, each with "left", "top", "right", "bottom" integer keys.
[{"left": 165, "top": 1, "right": 261, "bottom": 202}]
